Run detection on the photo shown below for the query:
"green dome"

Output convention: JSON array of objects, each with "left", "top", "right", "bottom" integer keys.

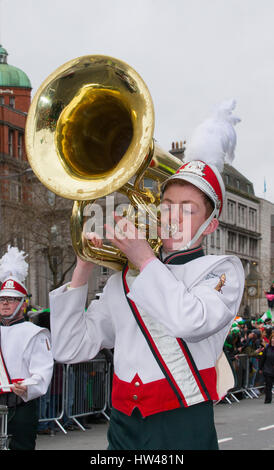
[{"left": 0, "top": 45, "right": 31, "bottom": 88}]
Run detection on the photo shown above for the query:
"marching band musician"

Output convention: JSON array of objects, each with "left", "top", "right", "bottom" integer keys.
[
  {"left": 0, "top": 246, "right": 53, "bottom": 450},
  {"left": 49, "top": 100, "right": 245, "bottom": 450}
]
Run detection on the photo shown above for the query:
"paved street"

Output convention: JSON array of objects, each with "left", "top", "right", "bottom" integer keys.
[
  {"left": 35, "top": 394, "right": 274, "bottom": 451},
  {"left": 215, "top": 394, "right": 274, "bottom": 450},
  {"left": 36, "top": 420, "right": 109, "bottom": 451}
]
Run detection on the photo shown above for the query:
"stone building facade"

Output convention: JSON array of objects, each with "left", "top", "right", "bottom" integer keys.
[
  {"left": 258, "top": 198, "right": 274, "bottom": 311},
  {"left": 0, "top": 44, "right": 33, "bottom": 274}
]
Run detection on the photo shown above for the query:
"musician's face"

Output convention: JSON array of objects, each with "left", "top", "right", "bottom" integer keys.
[
  {"left": 0, "top": 297, "right": 25, "bottom": 318},
  {"left": 159, "top": 182, "right": 218, "bottom": 252}
]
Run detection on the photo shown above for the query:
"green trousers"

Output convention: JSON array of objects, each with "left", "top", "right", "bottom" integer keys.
[
  {"left": 8, "top": 399, "right": 38, "bottom": 450},
  {"left": 108, "top": 401, "right": 219, "bottom": 450}
]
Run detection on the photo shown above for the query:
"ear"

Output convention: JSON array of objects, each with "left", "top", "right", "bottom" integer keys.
[{"left": 203, "top": 217, "right": 219, "bottom": 235}]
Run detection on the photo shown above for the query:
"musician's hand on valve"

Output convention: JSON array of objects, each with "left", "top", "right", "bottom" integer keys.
[
  {"left": 105, "top": 213, "right": 156, "bottom": 271},
  {"left": 85, "top": 231, "right": 103, "bottom": 248},
  {"left": 70, "top": 232, "right": 100, "bottom": 288},
  {"left": 70, "top": 231, "right": 105, "bottom": 288}
]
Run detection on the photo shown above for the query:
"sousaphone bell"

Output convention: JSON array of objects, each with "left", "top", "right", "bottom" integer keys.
[{"left": 25, "top": 55, "right": 182, "bottom": 270}]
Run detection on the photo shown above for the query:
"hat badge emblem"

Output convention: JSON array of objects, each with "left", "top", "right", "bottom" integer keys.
[
  {"left": 179, "top": 161, "right": 206, "bottom": 177},
  {"left": 4, "top": 280, "right": 15, "bottom": 289}
]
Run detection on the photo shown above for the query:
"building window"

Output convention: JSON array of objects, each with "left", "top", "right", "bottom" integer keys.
[
  {"left": 11, "top": 234, "right": 24, "bottom": 251},
  {"left": 249, "top": 208, "right": 257, "bottom": 231},
  {"left": 10, "top": 181, "right": 22, "bottom": 202},
  {"left": 224, "top": 174, "right": 230, "bottom": 185},
  {"left": 48, "top": 190, "right": 56, "bottom": 206},
  {"left": 8, "top": 129, "right": 14, "bottom": 156},
  {"left": 249, "top": 238, "right": 258, "bottom": 257},
  {"left": 9, "top": 96, "right": 15, "bottom": 108},
  {"left": 227, "top": 231, "right": 236, "bottom": 251},
  {"left": 101, "top": 266, "right": 108, "bottom": 275},
  {"left": 0, "top": 96, "right": 4, "bottom": 105},
  {"left": 50, "top": 253, "right": 62, "bottom": 284},
  {"left": 17, "top": 133, "right": 23, "bottom": 159},
  {"left": 210, "top": 233, "right": 215, "bottom": 248},
  {"left": 143, "top": 177, "right": 154, "bottom": 189},
  {"left": 50, "top": 225, "right": 60, "bottom": 245},
  {"left": 227, "top": 200, "right": 236, "bottom": 224},
  {"left": 238, "top": 204, "right": 247, "bottom": 226},
  {"left": 239, "top": 235, "right": 248, "bottom": 254}
]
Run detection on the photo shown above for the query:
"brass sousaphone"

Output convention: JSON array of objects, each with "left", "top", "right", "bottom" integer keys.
[{"left": 25, "top": 55, "right": 182, "bottom": 270}]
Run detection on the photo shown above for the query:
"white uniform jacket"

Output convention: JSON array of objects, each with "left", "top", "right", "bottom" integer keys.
[
  {"left": 50, "top": 253, "right": 245, "bottom": 417},
  {"left": 0, "top": 321, "right": 54, "bottom": 402}
]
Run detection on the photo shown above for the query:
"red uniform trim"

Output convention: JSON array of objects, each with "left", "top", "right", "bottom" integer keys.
[
  {"left": 112, "top": 368, "right": 218, "bottom": 417},
  {"left": 0, "top": 378, "right": 23, "bottom": 394}
]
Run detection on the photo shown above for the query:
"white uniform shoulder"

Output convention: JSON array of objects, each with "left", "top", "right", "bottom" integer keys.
[
  {"left": 200, "top": 253, "right": 244, "bottom": 275},
  {"left": 12, "top": 321, "right": 51, "bottom": 341},
  {"left": 166, "top": 254, "right": 245, "bottom": 292},
  {"left": 190, "top": 253, "right": 244, "bottom": 273},
  {"left": 199, "top": 254, "right": 244, "bottom": 287}
]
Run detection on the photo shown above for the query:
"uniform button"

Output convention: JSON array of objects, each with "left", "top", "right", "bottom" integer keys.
[
  {"left": 134, "top": 381, "right": 140, "bottom": 387},
  {"left": 133, "top": 395, "right": 138, "bottom": 401}
]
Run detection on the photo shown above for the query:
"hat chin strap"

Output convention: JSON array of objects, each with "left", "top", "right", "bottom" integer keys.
[
  {"left": 3, "top": 298, "right": 25, "bottom": 321},
  {"left": 182, "top": 207, "right": 218, "bottom": 251}
]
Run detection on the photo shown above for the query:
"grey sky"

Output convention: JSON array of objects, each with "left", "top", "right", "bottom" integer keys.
[{"left": 1, "top": 0, "right": 273, "bottom": 202}]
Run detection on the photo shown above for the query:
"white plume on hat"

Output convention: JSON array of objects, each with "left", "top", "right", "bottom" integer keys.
[
  {"left": 184, "top": 99, "right": 241, "bottom": 173},
  {"left": 0, "top": 245, "right": 28, "bottom": 283}
]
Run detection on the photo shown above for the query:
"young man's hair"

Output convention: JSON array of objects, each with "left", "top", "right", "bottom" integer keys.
[{"left": 163, "top": 179, "right": 215, "bottom": 218}]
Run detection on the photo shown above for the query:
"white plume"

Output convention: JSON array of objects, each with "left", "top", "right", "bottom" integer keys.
[
  {"left": 184, "top": 99, "right": 241, "bottom": 173},
  {"left": 0, "top": 245, "right": 28, "bottom": 282}
]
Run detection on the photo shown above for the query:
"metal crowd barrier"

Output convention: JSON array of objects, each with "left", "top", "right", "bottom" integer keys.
[
  {"left": 38, "top": 353, "right": 270, "bottom": 425},
  {"left": 37, "top": 357, "right": 111, "bottom": 434},
  {"left": 65, "top": 358, "right": 111, "bottom": 431},
  {"left": 37, "top": 362, "right": 66, "bottom": 433},
  {"left": 0, "top": 405, "right": 8, "bottom": 449},
  {"left": 221, "top": 354, "right": 265, "bottom": 404}
]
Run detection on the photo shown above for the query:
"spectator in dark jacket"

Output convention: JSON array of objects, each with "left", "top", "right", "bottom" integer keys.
[
  {"left": 259, "top": 333, "right": 274, "bottom": 404},
  {"left": 241, "top": 331, "right": 264, "bottom": 387}
]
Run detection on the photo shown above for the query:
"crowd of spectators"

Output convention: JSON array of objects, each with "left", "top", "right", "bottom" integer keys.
[{"left": 224, "top": 315, "right": 274, "bottom": 402}]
